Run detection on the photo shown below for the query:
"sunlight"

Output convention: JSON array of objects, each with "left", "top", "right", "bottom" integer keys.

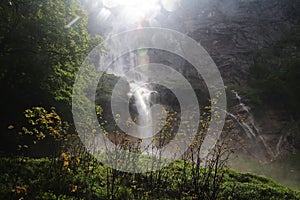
[
  {"left": 103, "top": 0, "right": 160, "bottom": 8},
  {"left": 102, "top": 0, "right": 161, "bottom": 22}
]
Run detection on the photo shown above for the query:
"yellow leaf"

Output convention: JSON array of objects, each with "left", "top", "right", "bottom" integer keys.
[
  {"left": 8, "top": 125, "right": 14, "bottom": 129},
  {"left": 61, "top": 152, "right": 68, "bottom": 159},
  {"left": 71, "top": 185, "right": 78, "bottom": 192},
  {"left": 63, "top": 161, "right": 69, "bottom": 167}
]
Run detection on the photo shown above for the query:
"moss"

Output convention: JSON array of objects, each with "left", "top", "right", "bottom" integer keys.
[{"left": 1, "top": 157, "right": 299, "bottom": 199}]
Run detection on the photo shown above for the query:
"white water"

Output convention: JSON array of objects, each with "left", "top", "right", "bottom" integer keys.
[
  {"left": 226, "top": 112, "right": 255, "bottom": 139},
  {"left": 108, "top": 51, "right": 158, "bottom": 154},
  {"left": 128, "top": 81, "right": 157, "bottom": 154},
  {"left": 275, "top": 135, "right": 284, "bottom": 158},
  {"left": 231, "top": 90, "right": 275, "bottom": 161}
]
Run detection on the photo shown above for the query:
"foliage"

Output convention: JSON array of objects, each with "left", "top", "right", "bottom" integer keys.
[
  {"left": 0, "top": 0, "right": 103, "bottom": 153},
  {"left": 221, "top": 170, "right": 300, "bottom": 200},
  {"left": 1, "top": 101, "right": 263, "bottom": 199},
  {"left": 0, "top": 0, "right": 103, "bottom": 126},
  {"left": 21, "top": 107, "right": 68, "bottom": 141},
  {"left": 0, "top": 157, "right": 299, "bottom": 200},
  {"left": 237, "top": 27, "right": 300, "bottom": 118},
  {"left": 2, "top": 88, "right": 298, "bottom": 200},
  {"left": 16, "top": 107, "right": 69, "bottom": 156},
  {"left": 0, "top": 0, "right": 102, "bottom": 105}
]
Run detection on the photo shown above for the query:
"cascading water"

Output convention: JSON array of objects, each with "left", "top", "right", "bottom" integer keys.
[
  {"left": 230, "top": 90, "right": 275, "bottom": 161},
  {"left": 93, "top": 0, "right": 182, "bottom": 156},
  {"left": 129, "top": 82, "right": 152, "bottom": 129},
  {"left": 105, "top": 44, "right": 158, "bottom": 154},
  {"left": 128, "top": 81, "right": 158, "bottom": 154},
  {"left": 275, "top": 135, "right": 284, "bottom": 158}
]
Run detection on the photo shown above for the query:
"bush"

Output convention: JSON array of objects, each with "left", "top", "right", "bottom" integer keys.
[{"left": 1, "top": 157, "right": 299, "bottom": 200}]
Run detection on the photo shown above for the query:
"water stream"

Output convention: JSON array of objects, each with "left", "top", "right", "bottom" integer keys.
[
  {"left": 230, "top": 90, "right": 275, "bottom": 161},
  {"left": 107, "top": 49, "right": 158, "bottom": 154},
  {"left": 128, "top": 81, "right": 157, "bottom": 154},
  {"left": 227, "top": 91, "right": 300, "bottom": 190}
]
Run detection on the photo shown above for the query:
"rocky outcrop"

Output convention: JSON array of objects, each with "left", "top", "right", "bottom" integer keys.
[
  {"left": 168, "top": 0, "right": 298, "bottom": 85},
  {"left": 90, "top": 0, "right": 300, "bottom": 161},
  {"left": 183, "top": 0, "right": 299, "bottom": 159},
  {"left": 228, "top": 90, "right": 300, "bottom": 161}
]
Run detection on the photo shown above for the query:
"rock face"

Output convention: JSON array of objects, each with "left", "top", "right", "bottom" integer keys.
[
  {"left": 228, "top": 91, "right": 300, "bottom": 161},
  {"left": 88, "top": 0, "right": 299, "bottom": 85},
  {"left": 89, "top": 0, "right": 300, "bottom": 160},
  {"left": 88, "top": 0, "right": 299, "bottom": 86},
  {"left": 160, "top": 0, "right": 298, "bottom": 85},
  {"left": 163, "top": 0, "right": 300, "bottom": 159}
]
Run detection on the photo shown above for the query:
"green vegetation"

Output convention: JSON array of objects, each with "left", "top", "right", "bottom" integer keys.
[
  {"left": 1, "top": 157, "right": 299, "bottom": 200},
  {"left": 229, "top": 155, "right": 300, "bottom": 191},
  {"left": 1, "top": 106, "right": 297, "bottom": 199},
  {"left": 1, "top": 1, "right": 300, "bottom": 199},
  {"left": 234, "top": 26, "right": 300, "bottom": 118},
  {"left": 0, "top": 0, "right": 102, "bottom": 153},
  {"left": 0, "top": 0, "right": 102, "bottom": 107}
]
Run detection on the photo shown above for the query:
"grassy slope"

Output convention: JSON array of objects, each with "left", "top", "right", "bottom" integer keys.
[{"left": 1, "top": 157, "right": 299, "bottom": 200}]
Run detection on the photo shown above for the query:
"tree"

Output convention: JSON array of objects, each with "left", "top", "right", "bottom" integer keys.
[{"left": 0, "top": 0, "right": 102, "bottom": 154}]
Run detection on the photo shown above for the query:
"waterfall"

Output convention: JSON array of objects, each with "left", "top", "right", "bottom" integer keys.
[
  {"left": 226, "top": 112, "right": 255, "bottom": 139},
  {"left": 106, "top": 49, "right": 158, "bottom": 154},
  {"left": 231, "top": 90, "right": 275, "bottom": 161},
  {"left": 232, "top": 90, "right": 249, "bottom": 112},
  {"left": 275, "top": 135, "right": 283, "bottom": 157},
  {"left": 128, "top": 81, "right": 158, "bottom": 154}
]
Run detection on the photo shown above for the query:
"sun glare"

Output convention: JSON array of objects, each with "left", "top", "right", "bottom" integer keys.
[
  {"left": 102, "top": 0, "right": 161, "bottom": 23},
  {"left": 103, "top": 0, "right": 160, "bottom": 8}
]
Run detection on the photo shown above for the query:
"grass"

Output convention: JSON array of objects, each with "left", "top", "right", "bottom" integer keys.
[
  {"left": 229, "top": 154, "right": 300, "bottom": 191},
  {"left": 1, "top": 156, "right": 299, "bottom": 200}
]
